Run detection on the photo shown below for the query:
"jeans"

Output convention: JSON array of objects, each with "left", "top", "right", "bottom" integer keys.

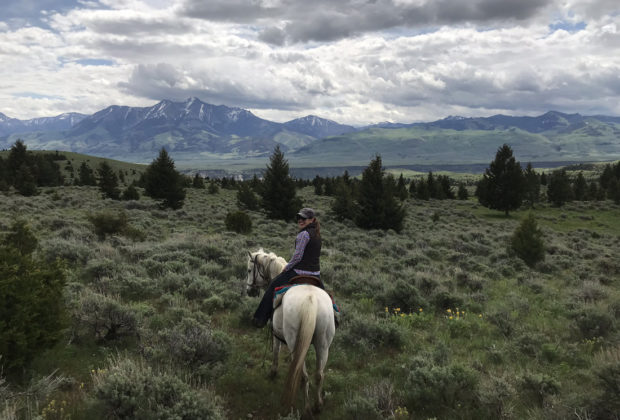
[{"left": 253, "top": 270, "right": 322, "bottom": 323}]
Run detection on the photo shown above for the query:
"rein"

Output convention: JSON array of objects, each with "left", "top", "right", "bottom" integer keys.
[{"left": 250, "top": 256, "right": 267, "bottom": 290}]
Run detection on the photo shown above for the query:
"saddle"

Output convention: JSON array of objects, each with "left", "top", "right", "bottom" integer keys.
[{"left": 288, "top": 275, "right": 324, "bottom": 288}]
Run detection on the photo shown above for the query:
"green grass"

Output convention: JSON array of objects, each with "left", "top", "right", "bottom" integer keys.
[{"left": 1, "top": 184, "right": 619, "bottom": 420}]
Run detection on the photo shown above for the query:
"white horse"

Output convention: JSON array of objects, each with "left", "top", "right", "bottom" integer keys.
[
  {"left": 246, "top": 248, "right": 286, "bottom": 297},
  {"left": 246, "top": 249, "right": 336, "bottom": 416}
]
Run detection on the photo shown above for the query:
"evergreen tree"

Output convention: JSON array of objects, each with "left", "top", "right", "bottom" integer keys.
[
  {"left": 78, "top": 162, "right": 97, "bottom": 186},
  {"left": 121, "top": 184, "right": 140, "bottom": 201},
  {"left": 396, "top": 174, "right": 409, "bottom": 201},
  {"left": 260, "top": 146, "right": 301, "bottom": 220},
  {"left": 208, "top": 182, "right": 219, "bottom": 194},
  {"left": 331, "top": 180, "right": 357, "bottom": 221},
  {"left": 573, "top": 171, "right": 587, "bottom": 201},
  {"left": 192, "top": 173, "right": 205, "bottom": 189},
  {"left": 7, "top": 140, "right": 29, "bottom": 185},
  {"left": 0, "top": 157, "right": 8, "bottom": 191},
  {"left": 600, "top": 164, "right": 614, "bottom": 191},
  {"left": 408, "top": 178, "right": 416, "bottom": 198},
  {"left": 547, "top": 169, "right": 573, "bottom": 207},
  {"left": 416, "top": 178, "right": 430, "bottom": 200},
  {"left": 608, "top": 177, "right": 620, "bottom": 204},
  {"left": 457, "top": 183, "right": 469, "bottom": 200},
  {"left": 476, "top": 144, "right": 524, "bottom": 215},
  {"left": 143, "top": 148, "right": 186, "bottom": 209},
  {"left": 523, "top": 163, "right": 541, "bottom": 208},
  {"left": 426, "top": 171, "right": 438, "bottom": 199},
  {"left": 540, "top": 172, "right": 547, "bottom": 186},
  {"left": 510, "top": 213, "right": 545, "bottom": 267},
  {"left": 355, "top": 155, "right": 405, "bottom": 232},
  {"left": 237, "top": 183, "right": 259, "bottom": 210},
  {"left": 587, "top": 181, "right": 600, "bottom": 201},
  {"left": 118, "top": 170, "right": 126, "bottom": 184},
  {"left": 0, "top": 220, "right": 66, "bottom": 372},
  {"left": 14, "top": 163, "right": 38, "bottom": 196},
  {"left": 437, "top": 175, "right": 455, "bottom": 199},
  {"left": 97, "top": 161, "right": 120, "bottom": 200}
]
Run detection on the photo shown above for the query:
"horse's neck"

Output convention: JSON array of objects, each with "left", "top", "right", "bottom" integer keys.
[{"left": 263, "top": 253, "right": 285, "bottom": 280}]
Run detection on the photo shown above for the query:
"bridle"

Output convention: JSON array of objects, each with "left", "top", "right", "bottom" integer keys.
[{"left": 247, "top": 256, "right": 267, "bottom": 297}]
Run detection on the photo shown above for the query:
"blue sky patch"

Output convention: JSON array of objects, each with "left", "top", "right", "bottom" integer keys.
[{"left": 549, "top": 20, "right": 587, "bottom": 33}]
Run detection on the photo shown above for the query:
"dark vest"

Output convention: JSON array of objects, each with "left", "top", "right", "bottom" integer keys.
[{"left": 293, "top": 223, "right": 321, "bottom": 272}]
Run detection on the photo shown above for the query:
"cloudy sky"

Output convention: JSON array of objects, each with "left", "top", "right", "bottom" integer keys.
[{"left": 0, "top": 0, "right": 619, "bottom": 125}]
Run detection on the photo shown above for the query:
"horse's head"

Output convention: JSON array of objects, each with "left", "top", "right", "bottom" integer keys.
[{"left": 246, "top": 250, "right": 266, "bottom": 297}]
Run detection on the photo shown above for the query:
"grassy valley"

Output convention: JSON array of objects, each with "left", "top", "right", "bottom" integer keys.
[{"left": 1, "top": 171, "right": 619, "bottom": 419}]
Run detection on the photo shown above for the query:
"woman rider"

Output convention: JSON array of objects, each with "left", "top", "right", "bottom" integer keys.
[{"left": 252, "top": 207, "right": 322, "bottom": 328}]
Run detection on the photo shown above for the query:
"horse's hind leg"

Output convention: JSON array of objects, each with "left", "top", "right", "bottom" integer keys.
[
  {"left": 302, "top": 362, "right": 312, "bottom": 417},
  {"left": 269, "top": 337, "right": 280, "bottom": 379},
  {"left": 313, "top": 346, "right": 329, "bottom": 413}
]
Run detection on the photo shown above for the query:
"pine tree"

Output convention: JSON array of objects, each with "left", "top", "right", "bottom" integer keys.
[
  {"left": 396, "top": 174, "right": 409, "bottom": 201},
  {"left": 510, "top": 213, "right": 545, "bottom": 267},
  {"left": 0, "top": 220, "right": 66, "bottom": 372},
  {"left": 121, "top": 184, "right": 140, "bottom": 201},
  {"left": 260, "top": 146, "right": 301, "bottom": 220},
  {"left": 547, "top": 169, "right": 573, "bottom": 207},
  {"left": 476, "top": 144, "right": 524, "bottom": 215},
  {"left": 192, "top": 173, "right": 205, "bottom": 189},
  {"left": 437, "top": 175, "right": 454, "bottom": 199},
  {"left": 237, "top": 183, "right": 259, "bottom": 210},
  {"left": 78, "top": 162, "right": 97, "bottom": 186},
  {"left": 97, "top": 161, "right": 120, "bottom": 200},
  {"left": 608, "top": 177, "right": 620, "bottom": 204},
  {"left": 7, "top": 140, "right": 29, "bottom": 185},
  {"left": 523, "top": 163, "right": 541, "bottom": 208},
  {"left": 15, "top": 163, "right": 38, "bottom": 196},
  {"left": 331, "top": 179, "right": 357, "bottom": 221},
  {"left": 143, "top": 148, "right": 186, "bottom": 209},
  {"left": 457, "top": 183, "right": 469, "bottom": 200},
  {"left": 573, "top": 171, "right": 587, "bottom": 201},
  {"left": 416, "top": 178, "right": 430, "bottom": 200},
  {"left": 355, "top": 155, "right": 405, "bottom": 232}
]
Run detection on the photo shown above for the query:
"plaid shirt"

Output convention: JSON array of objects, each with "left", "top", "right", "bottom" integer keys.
[{"left": 283, "top": 230, "right": 320, "bottom": 276}]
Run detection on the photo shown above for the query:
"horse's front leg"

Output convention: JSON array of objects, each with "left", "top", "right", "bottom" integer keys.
[{"left": 269, "top": 336, "right": 280, "bottom": 379}]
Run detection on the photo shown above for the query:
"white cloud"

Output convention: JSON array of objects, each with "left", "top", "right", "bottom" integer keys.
[{"left": 0, "top": 0, "right": 619, "bottom": 123}]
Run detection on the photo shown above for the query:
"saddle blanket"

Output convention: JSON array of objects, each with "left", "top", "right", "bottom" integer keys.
[{"left": 273, "top": 284, "right": 340, "bottom": 314}]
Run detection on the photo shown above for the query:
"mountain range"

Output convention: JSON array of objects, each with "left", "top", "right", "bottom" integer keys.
[{"left": 1, "top": 97, "right": 619, "bottom": 168}]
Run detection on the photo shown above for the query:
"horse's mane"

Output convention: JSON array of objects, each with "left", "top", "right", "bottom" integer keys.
[{"left": 252, "top": 248, "right": 286, "bottom": 277}]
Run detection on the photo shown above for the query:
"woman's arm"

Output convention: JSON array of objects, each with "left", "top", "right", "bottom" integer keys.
[{"left": 283, "top": 231, "right": 310, "bottom": 272}]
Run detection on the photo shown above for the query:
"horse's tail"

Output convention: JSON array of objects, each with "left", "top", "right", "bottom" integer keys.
[{"left": 283, "top": 293, "right": 317, "bottom": 408}]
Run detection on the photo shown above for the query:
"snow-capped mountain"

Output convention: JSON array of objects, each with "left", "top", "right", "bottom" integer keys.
[
  {"left": 0, "top": 112, "right": 86, "bottom": 136},
  {"left": 283, "top": 115, "right": 356, "bottom": 138}
]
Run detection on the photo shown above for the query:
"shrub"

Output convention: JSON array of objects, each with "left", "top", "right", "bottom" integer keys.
[
  {"left": 73, "top": 291, "right": 139, "bottom": 341},
  {"left": 339, "top": 313, "right": 404, "bottom": 350},
  {"left": 92, "top": 356, "right": 226, "bottom": 419},
  {"left": 157, "top": 317, "right": 230, "bottom": 369},
  {"left": 509, "top": 213, "right": 545, "bottom": 267},
  {"left": 403, "top": 357, "right": 480, "bottom": 419},
  {"left": 87, "top": 210, "right": 144, "bottom": 241},
  {"left": 519, "top": 372, "right": 559, "bottom": 407},
  {"left": 590, "top": 348, "right": 620, "bottom": 418},
  {"left": 571, "top": 306, "right": 615, "bottom": 339},
  {"left": 121, "top": 184, "right": 140, "bottom": 201},
  {"left": 377, "top": 279, "right": 427, "bottom": 314},
  {"left": 88, "top": 210, "right": 128, "bottom": 238},
  {"left": 225, "top": 211, "right": 252, "bottom": 234}
]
